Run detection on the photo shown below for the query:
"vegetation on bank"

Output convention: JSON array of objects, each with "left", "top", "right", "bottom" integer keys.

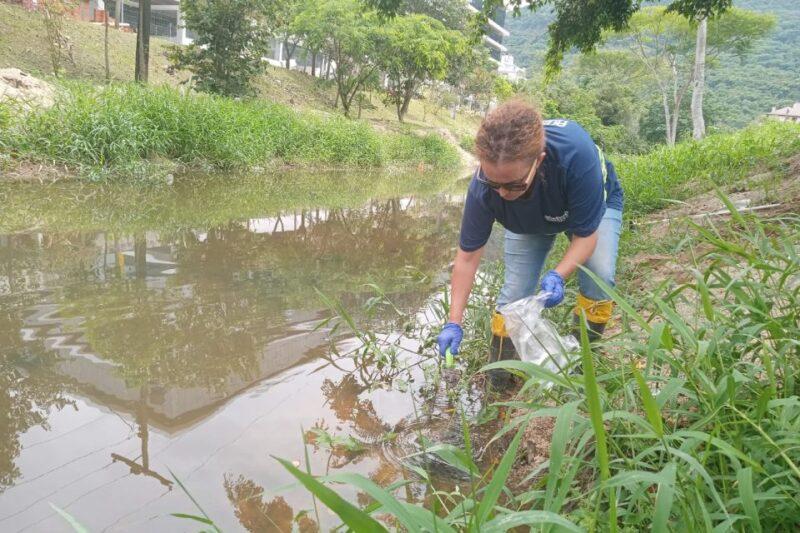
[
  {"left": 0, "top": 82, "right": 459, "bottom": 176},
  {"left": 615, "top": 120, "right": 800, "bottom": 216},
  {"left": 282, "top": 192, "right": 800, "bottom": 531},
  {"left": 254, "top": 126, "right": 800, "bottom": 529}
]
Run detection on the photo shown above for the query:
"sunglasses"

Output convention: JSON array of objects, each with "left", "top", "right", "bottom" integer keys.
[{"left": 476, "top": 159, "right": 538, "bottom": 192}]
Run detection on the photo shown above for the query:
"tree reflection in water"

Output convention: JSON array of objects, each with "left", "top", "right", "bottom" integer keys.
[
  {"left": 0, "top": 190, "right": 464, "bottom": 521},
  {"left": 0, "top": 238, "right": 76, "bottom": 491},
  {"left": 224, "top": 475, "right": 319, "bottom": 533}
]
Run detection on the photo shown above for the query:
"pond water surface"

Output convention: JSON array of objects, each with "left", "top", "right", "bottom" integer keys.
[{"left": 0, "top": 171, "right": 493, "bottom": 532}]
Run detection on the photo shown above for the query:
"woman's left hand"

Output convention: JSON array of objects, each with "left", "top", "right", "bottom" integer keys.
[{"left": 539, "top": 270, "right": 565, "bottom": 308}]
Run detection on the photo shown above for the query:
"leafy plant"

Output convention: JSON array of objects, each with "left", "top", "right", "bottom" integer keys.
[{"left": 166, "top": 0, "right": 271, "bottom": 96}]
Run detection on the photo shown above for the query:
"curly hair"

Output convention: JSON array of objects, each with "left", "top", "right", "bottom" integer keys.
[{"left": 474, "top": 99, "right": 545, "bottom": 164}]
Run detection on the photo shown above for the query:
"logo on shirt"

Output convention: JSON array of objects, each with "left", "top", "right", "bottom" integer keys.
[
  {"left": 543, "top": 119, "right": 569, "bottom": 128},
  {"left": 545, "top": 211, "right": 569, "bottom": 223}
]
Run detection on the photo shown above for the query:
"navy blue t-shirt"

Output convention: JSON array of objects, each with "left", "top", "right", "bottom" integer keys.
[{"left": 459, "top": 119, "right": 623, "bottom": 252}]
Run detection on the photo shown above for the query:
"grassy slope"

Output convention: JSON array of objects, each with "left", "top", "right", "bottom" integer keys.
[
  {"left": 0, "top": 2, "right": 177, "bottom": 84},
  {"left": 0, "top": 3, "right": 480, "bottom": 147}
]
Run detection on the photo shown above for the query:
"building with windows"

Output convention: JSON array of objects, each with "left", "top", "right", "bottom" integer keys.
[{"left": 466, "top": 1, "right": 524, "bottom": 81}]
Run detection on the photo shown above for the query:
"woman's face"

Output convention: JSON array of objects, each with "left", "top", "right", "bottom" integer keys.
[{"left": 480, "top": 152, "right": 545, "bottom": 201}]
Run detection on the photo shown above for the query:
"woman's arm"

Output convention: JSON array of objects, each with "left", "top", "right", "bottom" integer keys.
[
  {"left": 554, "top": 231, "right": 598, "bottom": 279},
  {"left": 448, "top": 246, "right": 485, "bottom": 324}
]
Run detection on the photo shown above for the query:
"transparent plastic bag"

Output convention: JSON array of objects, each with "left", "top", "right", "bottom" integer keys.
[{"left": 497, "top": 293, "right": 579, "bottom": 372}]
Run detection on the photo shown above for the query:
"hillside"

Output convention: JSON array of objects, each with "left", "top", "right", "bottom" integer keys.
[{"left": 504, "top": 0, "right": 800, "bottom": 129}]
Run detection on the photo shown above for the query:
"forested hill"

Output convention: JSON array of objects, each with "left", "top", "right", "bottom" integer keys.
[{"left": 504, "top": 0, "right": 800, "bottom": 129}]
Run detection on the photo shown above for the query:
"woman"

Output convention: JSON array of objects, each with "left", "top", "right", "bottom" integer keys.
[{"left": 436, "top": 99, "right": 623, "bottom": 387}]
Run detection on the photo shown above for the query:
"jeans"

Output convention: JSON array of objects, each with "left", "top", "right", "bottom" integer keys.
[{"left": 496, "top": 208, "right": 623, "bottom": 307}]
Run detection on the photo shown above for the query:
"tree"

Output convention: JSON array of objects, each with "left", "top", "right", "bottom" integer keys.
[
  {"left": 167, "top": 0, "right": 271, "bottom": 96},
  {"left": 39, "top": 0, "right": 76, "bottom": 77},
  {"left": 135, "top": 0, "right": 150, "bottom": 82},
  {"left": 442, "top": 41, "right": 489, "bottom": 118},
  {"left": 690, "top": 17, "right": 707, "bottom": 139},
  {"left": 493, "top": 76, "right": 515, "bottom": 102},
  {"left": 270, "top": 0, "right": 303, "bottom": 70},
  {"left": 620, "top": 7, "right": 774, "bottom": 145},
  {"left": 572, "top": 51, "right": 650, "bottom": 137},
  {"left": 104, "top": 0, "right": 110, "bottom": 81},
  {"left": 618, "top": 8, "right": 694, "bottom": 146},
  {"left": 376, "top": 14, "right": 461, "bottom": 122},
  {"left": 366, "top": 0, "right": 735, "bottom": 74},
  {"left": 294, "top": 0, "right": 380, "bottom": 117},
  {"left": 290, "top": 0, "right": 328, "bottom": 77},
  {"left": 398, "top": 0, "right": 469, "bottom": 30},
  {"left": 690, "top": 8, "right": 773, "bottom": 139}
]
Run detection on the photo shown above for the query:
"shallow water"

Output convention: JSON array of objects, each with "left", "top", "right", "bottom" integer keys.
[{"left": 0, "top": 172, "right": 484, "bottom": 532}]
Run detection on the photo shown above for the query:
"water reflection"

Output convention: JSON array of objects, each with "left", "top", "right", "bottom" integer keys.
[
  {"left": 224, "top": 475, "right": 319, "bottom": 533},
  {"left": 0, "top": 184, "right": 464, "bottom": 530}
]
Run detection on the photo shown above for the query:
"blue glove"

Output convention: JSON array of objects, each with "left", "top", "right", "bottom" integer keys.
[
  {"left": 539, "top": 270, "right": 565, "bottom": 308},
  {"left": 437, "top": 322, "right": 463, "bottom": 357}
]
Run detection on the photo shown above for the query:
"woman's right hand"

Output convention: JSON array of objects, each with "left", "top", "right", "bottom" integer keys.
[{"left": 436, "top": 322, "right": 463, "bottom": 357}]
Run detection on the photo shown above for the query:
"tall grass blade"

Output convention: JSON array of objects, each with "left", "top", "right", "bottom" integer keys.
[
  {"left": 737, "top": 467, "right": 762, "bottom": 533},
  {"left": 692, "top": 270, "right": 715, "bottom": 322},
  {"left": 49, "top": 504, "right": 88, "bottom": 533},
  {"left": 631, "top": 364, "right": 664, "bottom": 438},
  {"left": 275, "top": 457, "right": 387, "bottom": 532},
  {"left": 545, "top": 400, "right": 580, "bottom": 513},
  {"left": 578, "top": 311, "right": 616, "bottom": 531},
  {"left": 323, "top": 472, "right": 451, "bottom": 532},
  {"left": 169, "top": 468, "right": 222, "bottom": 532},
  {"left": 482, "top": 359, "right": 572, "bottom": 389},
  {"left": 652, "top": 462, "right": 677, "bottom": 533},
  {"left": 482, "top": 510, "right": 583, "bottom": 532},
  {"left": 474, "top": 420, "right": 529, "bottom": 527}
]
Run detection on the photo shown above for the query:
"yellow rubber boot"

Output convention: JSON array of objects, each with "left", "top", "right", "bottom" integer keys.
[
  {"left": 573, "top": 294, "right": 614, "bottom": 342},
  {"left": 488, "top": 312, "right": 519, "bottom": 391}
]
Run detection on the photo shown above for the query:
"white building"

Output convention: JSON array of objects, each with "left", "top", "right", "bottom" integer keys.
[
  {"left": 497, "top": 54, "right": 526, "bottom": 82},
  {"left": 768, "top": 103, "right": 800, "bottom": 123}
]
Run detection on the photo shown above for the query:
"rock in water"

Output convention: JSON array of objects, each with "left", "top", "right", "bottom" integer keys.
[{"left": 0, "top": 68, "right": 56, "bottom": 111}]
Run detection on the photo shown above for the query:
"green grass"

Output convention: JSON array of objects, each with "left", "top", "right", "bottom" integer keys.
[
  {"left": 1, "top": 81, "right": 459, "bottom": 175},
  {"left": 615, "top": 120, "right": 800, "bottom": 216},
  {"left": 273, "top": 193, "right": 800, "bottom": 530}
]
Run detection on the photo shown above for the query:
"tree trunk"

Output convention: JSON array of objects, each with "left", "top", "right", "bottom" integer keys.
[
  {"left": 325, "top": 59, "right": 331, "bottom": 80},
  {"left": 114, "top": 0, "right": 121, "bottom": 29},
  {"left": 397, "top": 82, "right": 414, "bottom": 122},
  {"left": 284, "top": 38, "right": 291, "bottom": 69},
  {"left": 104, "top": 7, "right": 110, "bottom": 81},
  {"left": 311, "top": 51, "right": 316, "bottom": 77},
  {"left": 660, "top": 91, "right": 673, "bottom": 146},
  {"left": 691, "top": 17, "right": 708, "bottom": 140},
  {"left": 134, "top": 233, "right": 147, "bottom": 278},
  {"left": 134, "top": 0, "right": 150, "bottom": 83}
]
